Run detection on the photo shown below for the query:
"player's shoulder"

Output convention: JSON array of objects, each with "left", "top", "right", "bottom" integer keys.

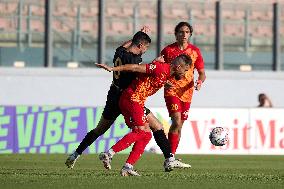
[
  {"left": 188, "top": 43, "right": 201, "bottom": 51},
  {"left": 115, "top": 46, "right": 142, "bottom": 63},
  {"left": 152, "top": 61, "right": 170, "bottom": 72},
  {"left": 115, "top": 46, "right": 126, "bottom": 53},
  {"left": 163, "top": 42, "right": 178, "bottom": 51}
]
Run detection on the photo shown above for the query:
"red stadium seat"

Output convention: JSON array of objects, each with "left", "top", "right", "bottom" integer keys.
[
  {"left": 224, "top": 24, "right": 245, "bottom": 37},
  {"left": 106, "top": 20, "right": 132, "bottom": 35},
  {"left": 81, "top": 20, "right": 97, "bottom": 34},
  {"left": 30, "top": 5, "right": 45, "bottom": 16},
  {"left": 0, "top": 18, "right": 14, "bottom": 31},
  {"left": 30, "top": 19, "right": 44, "bottom": 32},
  {"left": 122, "top": 6, "right": 135, "bottom": 17},
  {"left": 80, "top": 6, "right": 98, "bottom": 17},
  {"left": 138, "top": 2, "right": 156, "bottom": 19},
  {"left": 250, "top": 25, "right": 272, "bottom": 37}
]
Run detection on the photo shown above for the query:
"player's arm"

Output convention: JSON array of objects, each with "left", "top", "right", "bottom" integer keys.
[
  {"left": 195, "top": 69, "right": 206, "bottom": 91},
  {"left": 96, "top": 63, "right": 147, "bottom": 73},
  {"left": 194, "top": 48, "right": 206, "bottom": 91}
]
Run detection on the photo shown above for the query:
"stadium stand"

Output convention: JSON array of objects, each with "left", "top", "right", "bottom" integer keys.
[{"left": 0, "top": 0, "right": 283, "bottom": 69}]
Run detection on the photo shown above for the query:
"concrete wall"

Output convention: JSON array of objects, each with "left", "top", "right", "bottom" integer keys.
[{"left": 0, "top": 68, "right": 283, "bottom": 108}]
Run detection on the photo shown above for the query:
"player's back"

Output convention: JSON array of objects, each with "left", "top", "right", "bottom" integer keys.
[
  {"left": 112, "top": 46, "right": 142, "bottom": 90},
  {"left": 126, "top": 61, "right": 170, "bottom": 106}
]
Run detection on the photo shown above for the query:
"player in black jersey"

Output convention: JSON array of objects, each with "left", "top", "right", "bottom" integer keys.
[{"left": 65, "top": 27, "right": 191, "bottom": 172}]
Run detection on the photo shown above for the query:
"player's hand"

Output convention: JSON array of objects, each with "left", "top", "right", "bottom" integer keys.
[
  {"left": 95, "top": 63, "right": 112, "bottom": 72},
  {"left": 195, "top": 80, "right": 202, "bottom": 91},
  {"left": 141, "top": 26, "right": 151, "bottom": 34},
  {"left": 154, "top": 55, "right": 165, "bottom": 63}
]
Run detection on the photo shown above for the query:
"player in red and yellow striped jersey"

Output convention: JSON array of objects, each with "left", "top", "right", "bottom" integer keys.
[
  {"left": 95, "top": 54, "right": 192, "bottom": 176},
  {"left": 161, "top": 22, "right": 206, "bottom": 155}
]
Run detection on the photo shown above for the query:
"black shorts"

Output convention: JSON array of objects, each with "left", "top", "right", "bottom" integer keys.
[
  {"left": 102, "top": 85, "right": 151, "bottom": 120},
  {"left": 102, "top": 85, "right": 122, "bottom": 120}
]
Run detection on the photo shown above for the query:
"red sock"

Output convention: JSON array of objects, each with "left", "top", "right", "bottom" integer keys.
[
  {"left": 111, "top": 129, "right": 141, "bottom": 153},
  {"left": 168, "top": 132, "right": 180, "bottom": 154},
  {"left": 126, "top": 131, "right": 152, "bottom": 165}
]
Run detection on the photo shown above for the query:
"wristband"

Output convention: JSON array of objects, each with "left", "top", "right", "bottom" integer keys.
[{"left": 196, "top": 80, "right": 202, "bottom": 85}]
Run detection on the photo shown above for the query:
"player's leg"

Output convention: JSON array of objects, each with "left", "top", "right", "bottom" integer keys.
[
  {"left": 99, "top": 126, "right": 151, "bottom": 172},
  {"left": 66, "top": 85, "right": 121, "bottom": 169},
  {"left": 100, "top": 99, "right": 151, "bottom": 176},
  {"left": 76, "top": 116, "right": 114, "bottom": 154},
  {"left": 165, "top": 96, "right": 184, "bottom": 154},
  {"left": 121, "top": 125, "right": 152, "bottom": 176},
  {"left": 65, "top": 117, "right": 114, "bottom": 169},
  {"left": 147, "top": 110, "right": 174, "bottom": 159},
  {"left": 147, "top": 108, "right": 191, "bottom": 171},
  {"left": 168, "top": 112, "right": 184, "bottom": 154}
]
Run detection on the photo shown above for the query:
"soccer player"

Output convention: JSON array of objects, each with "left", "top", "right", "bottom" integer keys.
[
  {"left": 65, "top": 27, "right": 190, "bottom": 171},
  {"left": 96, "top": 54, "right": 192, "bottom": 176},
  {"left": 161, "top": 22, "right": 206, "bottom": 155}
]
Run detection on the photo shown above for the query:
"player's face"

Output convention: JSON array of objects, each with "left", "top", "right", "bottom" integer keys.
[
  {"left": 171, "top": 62, "right": 190, "bottom": 80},
  {"left": 138, "top": 42, "right": 150, "bottom": 55},
  {"left": 175, "top": 26, "right": 191, "bottom": 43}
]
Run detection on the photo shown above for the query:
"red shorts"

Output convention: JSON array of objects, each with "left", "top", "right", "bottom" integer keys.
[
  {"left": 119, "top": 92, "right": 147, "bottom": 127},
  {"left": 164, "top": 96, "right": 191, "bottom": 120}
]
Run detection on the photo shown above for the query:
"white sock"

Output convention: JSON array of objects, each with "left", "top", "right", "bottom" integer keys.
[
  {"left": 167, "top": 157, "right": 175, "bottom": 162},
  {"left": 124, "top": 163, "right": 133, "bottom": 169},
  {"left": 108, "top": 148, "right": 116, "bottom": 158}
]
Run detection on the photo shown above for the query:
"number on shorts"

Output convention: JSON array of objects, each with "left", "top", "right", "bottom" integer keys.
[
  {"left": 114, "top": 57, "right": 122, "bottom": 79},
  {"left": 171, "top": 104, "right": 178, "bottom": 111}
]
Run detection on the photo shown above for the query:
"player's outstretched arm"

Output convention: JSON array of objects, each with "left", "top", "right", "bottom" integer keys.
[{"left": 95, "top": 63, "right": 147, "bottom": 73}]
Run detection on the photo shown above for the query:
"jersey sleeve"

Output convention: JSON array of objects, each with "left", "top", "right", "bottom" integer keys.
[
  {"left": 146, "top": 61, "right": 165, "bottom": 76},
  {"left": 194, "top": 48, "right": 205, "bottom": 70},
  {"left": 161, "top": 47, "right": 171, "bottom": 63}
]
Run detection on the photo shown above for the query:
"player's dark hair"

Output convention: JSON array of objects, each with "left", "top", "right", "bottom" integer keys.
[
  {"left": 174, "top": 22, "right": 193, "bottom": 36},
  {"left": 132, "top": 31, "right": 151, "bottom": 46},
  {"left": 175, "top": 54, "right": 192, "bottom": 66}
]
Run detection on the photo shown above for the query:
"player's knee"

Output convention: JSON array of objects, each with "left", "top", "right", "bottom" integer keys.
[
  {"left": 144, "top": 131, "right": 152, "bottom": 142},
  {"left": 172, "top": 118, "right": 183, "bottom": 128},
  {"left": 150, "top": 123, "right": 163, "bottom": 132}
]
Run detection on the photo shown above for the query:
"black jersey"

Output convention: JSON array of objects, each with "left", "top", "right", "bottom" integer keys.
[{"left": 112, "top": 46, "right": 142, "bottom": 90}]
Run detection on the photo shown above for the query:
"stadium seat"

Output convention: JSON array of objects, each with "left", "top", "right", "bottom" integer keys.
[
  {"left": 223, "top": 9, "right": 245, "bottom": 20},
  {"left": 193, "top": 9, "right": 215, "bottom": 20},
  {"left": 53, "top": 5, "right": 77, "bottom": 17},
  {"left": 30, "top": 5, "right": 45, "bottom": 16},
  {"left": 80, "top": 6, "right": 98, "bottom": 17},
  {"left": 250, "top": 25, "right": 272, "bottom": 37},
  {"left": 0, "top": 18, "right": 14, "bottom": 31},
  {"left": 164, "top": 22, "right": 175, "bottom": 34},
  {"left": 106, "top": 6, "right": 123, "bottom": 17},
  {"left": 138, "top": 2, "right": 156, "bottom": 19},
  {"left": 106, "top": 20, "right": 132, "bottom": 35},
  {"left": 30, "top": 19, "right": 44, "bottom": 32},
  {"left": 80, "top": 20, "right": 97, "bottom": 34},
  {"left": 121, "top": 5, "right": 135, "bottom": 17},
  {"left": 224, "top": 24, "right": 244, "bottom": 37},
  {"left": 164, "top": 5, "right": 189, "bottom": 19},
  {"left": 193, "top": 23, "right": 215, "bottom": 36},
  {"left": 250, "top": 10, "right": 273, "bottom": 21},
  {"left": 2, "top": 2, "right": 18, "bottom": 14}
]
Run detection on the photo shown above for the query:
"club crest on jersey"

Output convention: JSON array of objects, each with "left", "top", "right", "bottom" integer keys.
[
  {"left": 149, "top": 64, "right": 156, "bottom": 70},
  {"left": 183, "top": 110, "right": 189, "bottom": 117}
]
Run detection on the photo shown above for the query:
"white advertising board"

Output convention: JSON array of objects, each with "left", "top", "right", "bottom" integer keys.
[{"left": 146, "top": 108, "right": 284, "bottom": 155}]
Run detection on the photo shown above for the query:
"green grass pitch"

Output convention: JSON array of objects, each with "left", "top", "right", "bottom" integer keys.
[{"left": 0, "top": 154, "right": 283, "bottom": 189}]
